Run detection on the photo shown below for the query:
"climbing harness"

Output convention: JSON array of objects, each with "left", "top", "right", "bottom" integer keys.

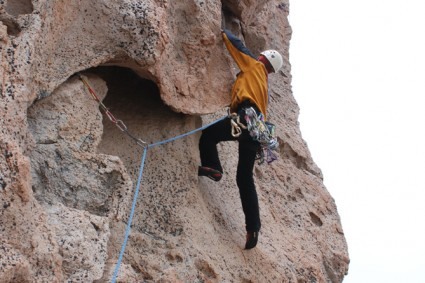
[
  {"left": 79, "top": 74, "right": 226, "bottom": 283},
  {"left": 229, "top": 107, "right": 279, "bottom": 164}
]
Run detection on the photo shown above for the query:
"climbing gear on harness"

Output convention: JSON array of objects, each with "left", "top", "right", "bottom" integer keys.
[
  {"left": 198, "top": 166, "right": 223, "bottom": 182},
  {"left": 244, "top": 107, "right": 278, "bottom": 150},
  {"left": 260, "top": 50, "right": 283, "bottom": 73},
  {"left": 245, "top": 231, "right": 259, "bottom": 249},
  {"left": 229, "top": 111, "right": 247, "bottom": 138},
  {"left": 230, "top": 107, "right": 279, "bottom": 164},
  {"left": 244, "top": 107, "right": 279, "bottom": 164},
  {"left": 256, "top": 145, "right": 278, "bottom": 165},
  {"left": 79, "top": 74, "right": 148, "bottom": 148}
]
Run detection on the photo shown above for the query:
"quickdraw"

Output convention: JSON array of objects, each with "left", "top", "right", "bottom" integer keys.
[
  {"left": 229, "top": 111, "right": 247, "bottom": 137},
  {"left": 79, "top": 74, "right": 148, "bottom": 148}
]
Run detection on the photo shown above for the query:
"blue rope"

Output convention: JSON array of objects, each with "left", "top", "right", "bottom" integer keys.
[
  {"left": 111, "top": 146, "right": 147, "bottom": 283},
  {"left": 111, "top": 115, "right": 227, "bottom": 282},
  {"left": 148, "top": 115, "right": 228, "bottom": 148}
]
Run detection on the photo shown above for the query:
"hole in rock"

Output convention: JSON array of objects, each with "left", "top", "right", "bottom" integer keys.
[
  {"left": 1, "top": 18, "right": 21, "bottom": 36},
  {"left": 29, "top": 65, "right": 196, "bottom": 234},
  {"left": 90, "top": 66, "right": 194, "bottom": 236},
  {"left": 5, "top": 0, "right": 34, "bottom": 17},
  {"left": 309, "top": 212, "right": 323, "bottom": 227},
  {"left": 89, "top": 66, "right": 188, "bottom": 178}
]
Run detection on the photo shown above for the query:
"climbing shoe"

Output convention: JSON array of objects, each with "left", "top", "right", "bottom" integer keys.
[
  {"left": 198, "top": 166, "right": 222, "bottom": 182},
  {"left": 245, "top": 231, "right": 259, "bottom": 250}
]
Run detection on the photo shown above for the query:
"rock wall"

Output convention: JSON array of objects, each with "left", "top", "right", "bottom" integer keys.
[{"left": 0, "top": 0, "right": 349, "bottom": 282}]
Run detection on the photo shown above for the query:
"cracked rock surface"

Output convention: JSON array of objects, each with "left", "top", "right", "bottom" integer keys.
[{"left": 0, "top": 0, "right": 349, "bottom": 282}]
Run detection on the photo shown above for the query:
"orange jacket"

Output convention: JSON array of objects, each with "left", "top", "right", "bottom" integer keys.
[{"left": 222, "top": 30, "right": 269, "bottom": 119}]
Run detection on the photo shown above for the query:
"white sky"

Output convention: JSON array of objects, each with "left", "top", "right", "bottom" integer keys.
[{"left": 289, "top": 1, "right": 425, "bottom": 282}]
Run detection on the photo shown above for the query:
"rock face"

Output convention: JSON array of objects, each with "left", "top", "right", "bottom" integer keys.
[{"left": 0, "top": 0, "right": 349, "bottom": 282}]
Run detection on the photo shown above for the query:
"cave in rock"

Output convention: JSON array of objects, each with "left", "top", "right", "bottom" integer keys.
[
  {"left": 28, "top": 65, "right": 189, "bottom": 214},
  {"left": 86, "top": 66, "right": 186, "bottom": 179}
]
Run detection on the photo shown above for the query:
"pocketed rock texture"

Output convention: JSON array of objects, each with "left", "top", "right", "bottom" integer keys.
[{"left": 0, "top": 0, "right": 349, "bottom": 282}]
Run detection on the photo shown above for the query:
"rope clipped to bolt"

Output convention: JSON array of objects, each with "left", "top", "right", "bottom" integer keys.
[
  {"left": 79, "top": 74, "right": 226, "bottom": 282},
  {"left": 79, "top": 74, "right": 148, "bottom": 148}
]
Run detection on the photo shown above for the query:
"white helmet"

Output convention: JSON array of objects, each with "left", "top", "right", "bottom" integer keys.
[{"left": 260, "top": 50, "right": 283, "bottom": 72}]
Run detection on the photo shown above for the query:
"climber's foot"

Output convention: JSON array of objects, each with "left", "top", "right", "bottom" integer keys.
[
  {"left": 245, "top": 231, "right": 259, "bottom": 250},
  {"left": 198, "top": 166, "right": 222, "bottom": 182}
]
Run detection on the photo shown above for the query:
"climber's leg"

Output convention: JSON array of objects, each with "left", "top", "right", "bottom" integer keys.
[
  {"left": 236, "top": 135, "right": 261, "bottom": 248},
  {"left": 199, "top": 117, "right": 235, "bottom": 174}
]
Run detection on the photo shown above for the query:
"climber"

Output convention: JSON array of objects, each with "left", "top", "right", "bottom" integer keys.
[{"left": 198, "top": 29, "right": 283, "bottom": 249}]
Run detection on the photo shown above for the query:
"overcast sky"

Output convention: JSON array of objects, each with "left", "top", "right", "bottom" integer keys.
[{"left": 289, "top": 1, "right": 425, "bottom": 282}]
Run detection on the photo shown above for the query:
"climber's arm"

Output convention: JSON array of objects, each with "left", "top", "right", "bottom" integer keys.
[{"left": 222, "top": 29, "right": 256, "bottom": 72}]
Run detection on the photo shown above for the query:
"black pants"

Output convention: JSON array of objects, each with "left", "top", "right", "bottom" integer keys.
[{"left": 199, "top": 106, "right": 261, "bottom": 232}]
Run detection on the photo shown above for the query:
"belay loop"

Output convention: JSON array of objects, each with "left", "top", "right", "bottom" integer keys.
[{"left": 243, "top": 107, "right": 279, "bottom": 164}]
